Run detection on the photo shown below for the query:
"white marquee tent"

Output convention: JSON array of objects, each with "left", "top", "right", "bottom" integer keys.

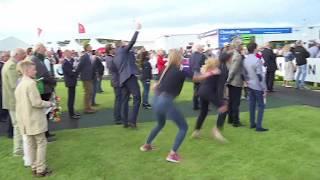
[
  {"left": 0, "top": 36, "right": 30, "bottom": 51},
  {"left": 62, "top": 40, "right": 82, "bottom": 51},
  {"left": 89, "top": 39, "right": 104, "bottom": 50}
]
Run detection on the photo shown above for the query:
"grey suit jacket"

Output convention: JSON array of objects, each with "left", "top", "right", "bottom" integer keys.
[
  {"left": 76, "top": 53, "right": 94, "bottom": 81},
  {"left": 113, "top": 31, "right": 139, "bottom": 86},
  {"left": 226, "top": 50, "right": 244, "bottom": 87}
]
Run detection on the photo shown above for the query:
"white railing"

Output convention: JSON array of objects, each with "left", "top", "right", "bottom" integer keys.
[{"left": 276, "top": 57, "right": 320, "bottom": 83}]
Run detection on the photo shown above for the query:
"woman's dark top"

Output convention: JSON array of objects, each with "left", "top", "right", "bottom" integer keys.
[
  {"left": 198, "top": 74, "right": 223, "bottom": 107},
  {"left": 158, "top": 66, "right": 189, "bottom": 98}
]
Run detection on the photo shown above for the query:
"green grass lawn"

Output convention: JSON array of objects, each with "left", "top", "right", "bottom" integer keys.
[{"left": 0, "top": 81, "right": 320, "bottom": 180}]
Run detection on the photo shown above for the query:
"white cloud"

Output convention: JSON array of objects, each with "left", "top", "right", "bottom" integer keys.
[{"left": 0, "top": 0, "right": 319, "bottom": 44}]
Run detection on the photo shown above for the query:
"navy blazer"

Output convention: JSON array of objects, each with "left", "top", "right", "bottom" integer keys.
[
  {"left": 76, "top": 53, "right": 94, "bottom": 81},
  {"left": 262, "top": 48, "right": 277, "bottom": 71},
  {"left": 114, "top": 31, "right": 139, "bottom": 86},
  {"left": 92, "top": 57, "right": 105, "bottom": 79},
  {"left": 62, "top": 59, "right": 78, "bottom": 87},
  {"left": 189, "top": 52, "right": 206, "bottom": 74}
]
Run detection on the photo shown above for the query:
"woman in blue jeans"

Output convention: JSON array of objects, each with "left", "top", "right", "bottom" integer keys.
[{"left": 140, "top": 49, "right": 219, "bottom": 163}]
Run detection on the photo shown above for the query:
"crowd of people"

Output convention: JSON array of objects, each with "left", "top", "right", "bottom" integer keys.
[{"left": 0, "top": 22, "right": 315, "bottom": 177}]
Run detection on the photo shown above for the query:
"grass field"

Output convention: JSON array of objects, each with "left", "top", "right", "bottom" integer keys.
[{"left": 0, "top": 81, "right": 320, "bottom": 180}]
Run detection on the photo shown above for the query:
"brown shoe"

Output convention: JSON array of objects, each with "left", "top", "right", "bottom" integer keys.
[
  {"left": 84, "top": 109, "right": 96, "bottom": 114},
  {"left": 128, "top": 123, "right": 137, "bottom": 129},
  {"left": 35, "top": 168, "right": 53, "bottom": 177}
]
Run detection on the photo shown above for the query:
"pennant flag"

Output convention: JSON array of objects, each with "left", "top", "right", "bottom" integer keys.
[
  {"left": 37, "top": 28, "right": 42, "bottom": 37},
  {"left": 78, "top": 23, "right": 86, "bottom": 34}
]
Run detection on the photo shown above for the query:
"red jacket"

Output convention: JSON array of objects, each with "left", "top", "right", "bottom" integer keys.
[{"left": 157, "top": 55, "right": 166, "bottom": 75}]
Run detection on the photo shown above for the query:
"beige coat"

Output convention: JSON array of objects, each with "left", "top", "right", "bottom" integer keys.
[
  {"left": 1, "top": 58, "right": 20, "bottom": 110},
  {"left": 15, "top": 76, "right": 51, "bottom": 135},
  {"left": 226, "top": 50, "right": 244, "bottom": 87}
]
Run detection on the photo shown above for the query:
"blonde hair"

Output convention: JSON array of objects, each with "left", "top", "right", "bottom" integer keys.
[
  {"left": 158, "top": 49, "right": 182, "bottom": 83},
  {"left": 201, "top": 58, "right": 220, "bottom": 73},
  {"left": 17, "top": 60, "right": 35, "bottom": 75},
  {"left": 282, "top": 44, "right": 291, "bottom": 53}
]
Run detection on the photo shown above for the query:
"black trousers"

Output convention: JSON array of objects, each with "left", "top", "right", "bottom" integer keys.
[
  {"left": 113, "top": 86, "right": 122, "bottom": 123},
  {"left": 228, "top": 85, "right": 242, "bottom": 124},
  {"left": 41, "top": 93, "right": 52, "bottom": 137},
  {"left": 67, "top": 86, "right": 76, "bottom": 116},
  {"left": 0, "top": 109, "right": 13, "bottom": 137},
  {"left": 1, "top": 89, "right": 13, "bottom": 137},
  {"left": 193, "top": 83, "right": 200, "bottom": 109},
  {"left": 121, "top": 75, "right": 141, "bottom": 125},
  {"left": 266, "top": 71, "right": 276, "bottom": 91},
  {"left": 195, "top": 97, "right": 224, "bottom": 130}
]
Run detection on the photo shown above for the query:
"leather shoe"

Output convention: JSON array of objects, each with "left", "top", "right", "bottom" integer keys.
[
  {"left": 256, "top": 128, "right": 269, "bottom": 132},
  {"left": 84, "top": 109, "right": 96, "bottom": 114},
  {"left": 250, "top": 124, "right": 256, "bottom": 129},
  {"left": 70, "top": 114, "right": 80, "bottom": 119},
  {"left": 35, "top": 168, "right": 53, "bottom": 177},
  {"left": 115, "top": 121, "right": 122, "bottom": 125},
  {"left": 129, "top": 123, "right": 137, "bottom": 129},
  {"left": 47, "top": 136, "right": 57, "bottom": 142},
  {"left": 232, "top": 122, "right": 244, "bottom": 127}
]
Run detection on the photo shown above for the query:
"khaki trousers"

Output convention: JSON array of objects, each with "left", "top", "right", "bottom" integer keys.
[
  {"left": 9, "top": 111, "right": 23, "bottom": 155},
  {"left": 82, "top": 81, "right": 93, "bottom": 111},
  {"left": 26, "top": 133, "right": 47, "bottom": 173}
]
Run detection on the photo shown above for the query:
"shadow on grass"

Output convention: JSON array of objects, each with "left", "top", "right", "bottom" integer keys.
[
  {"left": 47, "top": 93, "right": 299, "bottom": 132},
  {"left": 1, "top": 84, "right": 318, "bottom": 135}
]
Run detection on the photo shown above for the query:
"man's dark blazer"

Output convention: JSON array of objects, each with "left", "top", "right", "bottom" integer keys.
[
  {"left": 113, "top": 31, "right": 139, "bottom": 86},
  {"left": 62, "top": 58, "right": 78, "bottom": 87},
  {"left": 76, "top": 53, "right": 94, "bottom": 81},
  {"left": 262, "top": 48, "right": 277, "bottom": 72},
  {"left": 92, "top": 56, "right": 105, "bottom": 79}
]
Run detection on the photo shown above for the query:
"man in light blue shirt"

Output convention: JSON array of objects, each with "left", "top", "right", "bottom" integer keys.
[{"left": 243, "top": 42, "right": 268, "bottom": 132}]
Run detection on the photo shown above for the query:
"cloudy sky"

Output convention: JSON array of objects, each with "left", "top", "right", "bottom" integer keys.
[{"left": 0, "top": 0, "right": 319, "bottom": 43}]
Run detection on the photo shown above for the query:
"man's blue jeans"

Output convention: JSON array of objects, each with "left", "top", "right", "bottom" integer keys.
[
  {"left": 248, "top": 88, "right": 265, "bottom": 129},
  {"left": 295, "top": 64, "right": 307, "bottom": 88}
]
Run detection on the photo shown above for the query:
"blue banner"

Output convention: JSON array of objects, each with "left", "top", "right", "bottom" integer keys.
[{"left": 218, "top": 28, "right": 292, "bottom": 47}]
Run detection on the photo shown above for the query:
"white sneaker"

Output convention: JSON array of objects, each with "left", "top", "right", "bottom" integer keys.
[
  {"left": 191, "top": 130, "right": 201, "bottom": 139},
  {"left": 212, "top": 127, "right": 228, "bottom": 143}
]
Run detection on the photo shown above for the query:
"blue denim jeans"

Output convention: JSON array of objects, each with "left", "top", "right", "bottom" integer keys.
[
  {"left": 295, "top": 64, "right": 307, "bottom": 88},
  {"left": 146, "top": 93, "right": 188, "bottom": 152},
  {"left": 248, "top": 88, "right": 265, "bottom": 129},
  {"left": 142, "top": 80, "right": 150, "bottom": 105},
  {"left": 97, "top": 77, "right": 103, "bottom": 92},
  {"left": 92, "top": 78, "right": 98, "bottom": 105}
]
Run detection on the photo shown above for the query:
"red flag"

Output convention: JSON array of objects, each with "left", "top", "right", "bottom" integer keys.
[
  {"left": 78, "top": 23, "right": 86, "bottom": 34},
  {"left": 37, "top": 28, "right": 42, "bottom": 37}
]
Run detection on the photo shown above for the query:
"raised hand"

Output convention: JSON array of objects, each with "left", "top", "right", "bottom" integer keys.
[{"left": 136, "top": 22, "right": 142, "bottom": 30}]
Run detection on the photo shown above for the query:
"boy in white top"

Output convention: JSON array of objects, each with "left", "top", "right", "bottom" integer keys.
[{"left": 243, "top": 42, "right": 268, "bottom": 132}]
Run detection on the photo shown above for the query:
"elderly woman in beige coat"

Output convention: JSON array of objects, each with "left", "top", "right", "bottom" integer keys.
[
  {"left": 226, "top": 37, "right": 245, "bottom": 127},
  {"left": 15, "top": 60, "right": 53, "bottom": 177}
]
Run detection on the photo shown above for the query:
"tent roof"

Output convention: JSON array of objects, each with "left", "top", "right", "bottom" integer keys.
[
  {"left": 62, "top": 40, "right": 82, "bottom": 51},
  {"left": 0, "top": 36, "right": 30, "bottom": 51},
  {"left": 89, "top": 39, "right": 104, "bottom": 50}
]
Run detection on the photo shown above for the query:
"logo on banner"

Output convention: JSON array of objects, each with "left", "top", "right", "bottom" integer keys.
[{"left": 308, "top": 65, "right": 316, "bottom": 75}]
